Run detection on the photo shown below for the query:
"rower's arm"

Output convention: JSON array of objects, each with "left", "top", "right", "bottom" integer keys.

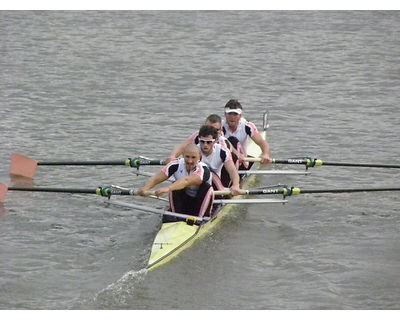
[
  {"left": 224, "top": 160, "right": 241, "bottom": 196},
  {"left": 140, "top": 171, "right": 168, "bottom": 192},
  {"left": 252, "top": 133, "right": 271, "bottom": 158},
  {"left": 155, "top": 174, "right": 202, "bottom": 197},
  {"left": 230, "top": 144, "right": 245, "bottom": 161},
  {"left": 224, "top": 160, "right": 240, "bottom": 188},
  {"left": 170, "top": 174, "right": 202, "bottom": 191},
  {"left": 167, "top": 135, "right": 195, "bottom": 163}
]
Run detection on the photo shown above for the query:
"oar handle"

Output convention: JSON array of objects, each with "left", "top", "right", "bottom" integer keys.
[{"left": 243, "top": 157, "right": 262, "bottom": 162}]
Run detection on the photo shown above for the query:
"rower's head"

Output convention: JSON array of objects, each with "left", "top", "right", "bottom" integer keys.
[
  {"left": 224, "top": 99, "right": 242, "bottom": 128},
  {"left": 198, "top": 125, "right": 218, "bottom": 156},
  {"left": 205, "top": 114, "right": 223, "bottom": 136},
  {"left": 182, "top": 144, "right": 201, "bottom": 171}
]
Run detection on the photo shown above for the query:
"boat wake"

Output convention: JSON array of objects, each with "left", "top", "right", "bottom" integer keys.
[{"left": 81, "top": 268, "right": 149, "bottom": 309}]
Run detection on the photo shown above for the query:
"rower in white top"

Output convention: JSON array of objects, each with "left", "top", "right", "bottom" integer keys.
[
  {"left": 222, "top": 99, "right": 272, "bottom": 169},
  {"left": 196, "top": 125, "right": 241, "bottom": 197},
  {"left": 166, "top": 114, "right": 234, "bottom": 164},
  {"left": 137, "top": 144, "right": 214, "bottom": 221}
]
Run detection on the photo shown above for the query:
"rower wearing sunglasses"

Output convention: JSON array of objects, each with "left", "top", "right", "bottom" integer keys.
[
  {"left": 166, "top": 114, "right": 235, "bottom": 165},
  {"left": 197, "top": 125, "right": 241, "bottom": 197}
]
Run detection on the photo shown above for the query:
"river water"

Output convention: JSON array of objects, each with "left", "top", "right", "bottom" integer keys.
[{"left": 1, "top": 11, "right": 399, "bottom": 310}]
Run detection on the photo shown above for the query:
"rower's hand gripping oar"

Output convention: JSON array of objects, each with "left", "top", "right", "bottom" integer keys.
[
  {"left": 10, "top": 153, "right": 166, "bottom": 178},
  {"left": 244, "top": 157, "right": 400, "bottom": 169}
]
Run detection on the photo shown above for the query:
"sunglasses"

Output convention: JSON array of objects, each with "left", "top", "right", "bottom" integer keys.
[{"left": 199, "top": 139, "right": 215, "bottom": 145}]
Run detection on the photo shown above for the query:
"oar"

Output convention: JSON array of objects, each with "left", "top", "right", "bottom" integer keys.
[
  {"left": 214, "top": 186, "right": 400, "bottom": 197},
  {"left": 134, "top": 170, "right": 176, "bottom": 182},
  {"left": 244, "top": 157, "right": 400, "bottom": 169},
  {"left": 0, "top": 182, "right": 151, "bottom": 202},
  {"left": 133, "top": 189, "right": 288, "bottom": 204},
  {"left": 237, "top": 170, "right": 310, "bottom": 176},
  {"left": 105, "top": 198, "right": 209, "bottom": 223},
  {"left": 0, "top": 182, "right": 208, "bottom": 222},
  {"left": 10, "top": 153, "right": 166, "bottom": 178}
]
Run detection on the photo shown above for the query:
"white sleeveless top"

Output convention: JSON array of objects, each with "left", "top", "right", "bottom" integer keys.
[
  {"left": 197, "top": 143, "right": 232, "bottom": 177},
  {"left": 161, "top": 158, "right": 212, "bottom": 197},
  {"left": 222, "top": 118, "right": 259, "bottom": 154}
]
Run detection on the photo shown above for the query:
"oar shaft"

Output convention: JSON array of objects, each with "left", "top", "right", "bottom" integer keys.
[
  {"left": 38, "top": 160, "right": 127, "bottom": 166},
  {"left": 10, "top": 153, "right": 166, "bottom": 175},
  {"left": 297, "top": 187, "right": 400, "bottom": 194},
  {"left": 0, "top": 182, "right": 105, "bottom": 202},
  {"left": 132, "top": 159, "right": 166, "bottom": 167},
  {"left": 271, "top": 158, "right": 400, "bottom": 169},
  {"left": 7, "top": 186, "right": 100, "bottom": 194},
  {"left": 237, "top": 170, "right": 310, "bottom": 176},
  {"left": 214, "top": 189, "right": 283, "bottom": 196},
  {"left": 245, "top": 158, "right": 313, "bottom": 165},
  {"left": 215, "top": 187, "right": 400, "bottom": 196},
  {"left": 105, "top": 199, "right": 209, "bottom": 222},
  {"left": 315, "top": 161, "right": 400, "bottom": 169},
  {"left": 1, "top": 184, "right": 155, "bottom": 200},
  {"left": 37, "top": 159, "right": 166, "bottom": 167}
]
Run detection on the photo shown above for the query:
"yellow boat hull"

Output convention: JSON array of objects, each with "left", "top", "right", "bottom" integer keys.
[{"left": 147, "top": 131, "right": 266, "bottom": 270}]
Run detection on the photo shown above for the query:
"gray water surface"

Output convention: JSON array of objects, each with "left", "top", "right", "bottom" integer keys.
[{"left": 1, "top": 11, "right": 399, "bottom": 309}]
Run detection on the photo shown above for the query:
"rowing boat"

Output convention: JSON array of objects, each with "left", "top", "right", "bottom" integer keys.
[
  {"left": 2, "top": 110, "right": 400, "bottom": 272},
  {"left": 144, "top": 113, "right": 272, "bottom": 271}
]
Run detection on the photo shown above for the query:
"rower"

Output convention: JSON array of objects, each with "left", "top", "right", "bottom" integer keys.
[
  {"left": 137, "top": 144, "right": 214, "bottom": 222},
  {"left": 197, "top": 125, "right": 240, "bottom": 196},
  {"left": 222, "top": 99, "right": 272, "bottom": 169},
  {"left": 166, "top": 114, "right": 240, "bottom": 188},
  {"left": 166, "top": 114, "right": 235, "bottom": 164}
]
